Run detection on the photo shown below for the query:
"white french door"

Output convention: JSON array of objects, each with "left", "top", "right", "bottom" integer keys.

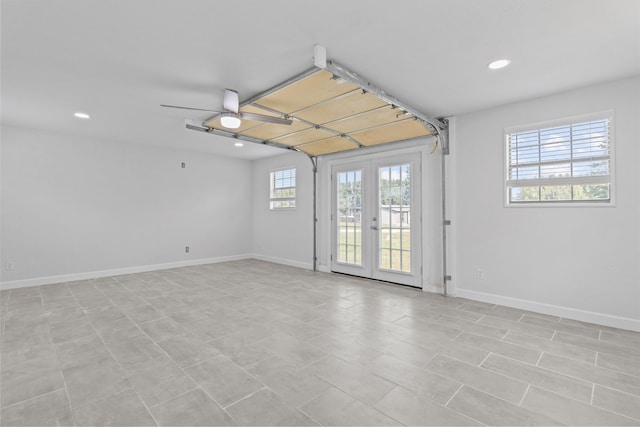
[{"left": 331, "top": 154, "right": 422, "bottom": 287}]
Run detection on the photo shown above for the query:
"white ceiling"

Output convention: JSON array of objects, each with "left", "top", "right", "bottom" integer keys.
[{"left": 2, "top": 0, "right": 639, "bottom": 160}]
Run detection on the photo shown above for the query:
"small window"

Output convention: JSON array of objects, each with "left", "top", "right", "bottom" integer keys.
[
  {"left": 270, "top": 168, "right": 296, "bottom": 210},
  {"left": 505, "top": 112, "right": 613, "bottom": 205}
]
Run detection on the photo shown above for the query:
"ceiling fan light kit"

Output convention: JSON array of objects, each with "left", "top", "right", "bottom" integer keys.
[{"left": 220, "top": 112, "right": 241, "bottom": 129}]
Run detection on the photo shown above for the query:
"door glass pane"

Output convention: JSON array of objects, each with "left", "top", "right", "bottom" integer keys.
[
  {"left": 337, "top": 170, "right": 362, "bottom": 265},
  {"left": 379, "top": 164, "right": 411, "bottom": 272}
]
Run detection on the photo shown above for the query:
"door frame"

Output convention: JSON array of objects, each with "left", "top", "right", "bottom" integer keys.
[{"left": 328, "top": 149, "right": 423, "bottom": 288}]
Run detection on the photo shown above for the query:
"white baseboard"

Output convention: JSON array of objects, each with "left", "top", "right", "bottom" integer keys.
[
  {"left": 456, "top": 288, "right": 640, "bottom": 332},
  {"left": 0, "top": 254, "right": 253, "bottom": 291},
  {"left": 251, "top": 254, "right": 313, "bottom": 271}
]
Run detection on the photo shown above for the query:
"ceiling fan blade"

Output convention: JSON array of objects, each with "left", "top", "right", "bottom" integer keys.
[
  {"left": 240, "top": 112, "right": 293, "bottom": 125},
  {"left": 223, "top": 89, "right": 239, "bottom": 113},
  {"left": 160, "top": 104, "right": 222, "bottom": 113}
]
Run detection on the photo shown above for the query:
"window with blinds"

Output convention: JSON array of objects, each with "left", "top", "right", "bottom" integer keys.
[
  {"left": 505, "top": 112, "right": 613, "bottom": 205},
  {"left": 270, "top": 168, "right": 296, "bottom": 209}
]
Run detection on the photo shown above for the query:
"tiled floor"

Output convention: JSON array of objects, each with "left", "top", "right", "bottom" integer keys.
[{"left": 1, "top": 259, "right": 639, "bottom": 426}]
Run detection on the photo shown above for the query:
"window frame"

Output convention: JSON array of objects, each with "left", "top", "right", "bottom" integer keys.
[
  {"left": 504, "top": 111, "right": 616, "bottom": 207},
  {"left": 269, "top": 167, "right": 297, "bottom": 210}
]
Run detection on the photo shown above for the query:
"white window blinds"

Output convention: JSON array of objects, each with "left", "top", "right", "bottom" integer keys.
[
  {"left": 506, "top": 113, "right": 613, "bottom": 204},
  {"left": 270, "top": 168, "right": 296, "bottom": 209}
]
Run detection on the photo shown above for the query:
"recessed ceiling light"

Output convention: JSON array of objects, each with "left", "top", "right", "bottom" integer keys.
[
  {"left": 234, "top": 142, "right": 244, "bottom": 147},
  {"left": 487, "top": 59, "right": 511, "bottom": 70},
  {"left": 74, "top": 112, "right": 90, "bottom": 119}
]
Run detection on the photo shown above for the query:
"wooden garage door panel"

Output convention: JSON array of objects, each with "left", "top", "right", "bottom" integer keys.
[
  {"left": 296, "top": 136, "right": 359, "bottom": 156},
  {"left": 295, "top": 91, "right": 388, "bottom": 125},
  {"left": 349, "top": 119, "right": 433, "bottom": 146},
  {"left": 255, "top": 70, "right": 358, "bottom": 114},
  {"left": 327, "top": 106, "right": 407, "bottom": 134},
  {"left": 241, "top": 120, "right": 310, "bottom": 140},
  {"left": 272, "top": 127, "right": 335, "bottom": 146}
]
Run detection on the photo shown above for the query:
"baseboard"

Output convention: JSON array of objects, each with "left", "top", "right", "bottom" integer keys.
[
  {"left": 0, "top": 254, "right": 253, "bottom": 291},
  {"left": 250, "top": 254, "right": 313, "bottom": 271},
  {"left": 456, "top": 288, "right": 640, "bottom": 332}
]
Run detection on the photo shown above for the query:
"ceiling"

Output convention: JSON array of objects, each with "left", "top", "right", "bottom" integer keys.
[{"left": 2, "top": 0, "right": 638, "bottom": 160}]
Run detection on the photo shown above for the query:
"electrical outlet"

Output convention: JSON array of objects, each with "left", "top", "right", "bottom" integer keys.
[
  {"left": 5, "top": 261, "right": 14, "bottom": 271},
  {"left": 476, "top": 268, "right": 485, "bottom": 281},
  {"left": 185, "top": 246, "right": 189, "bottom": 253}
]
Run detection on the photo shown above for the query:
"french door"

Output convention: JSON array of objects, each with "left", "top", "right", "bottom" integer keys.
[{"left": 331, "top": 154, "right": 422, "bottom": 287}]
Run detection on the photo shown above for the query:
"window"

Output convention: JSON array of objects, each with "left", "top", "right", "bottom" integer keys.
[
  {"left": 505, "top": 112, "right": 613, "bottom": 205},
  {"left": 270, "top": 168, "right": 296, "bottom": 209}
]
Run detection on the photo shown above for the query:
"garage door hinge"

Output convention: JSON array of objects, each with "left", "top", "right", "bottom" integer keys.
[{"left": 444, "top": 219, "right": 451, "bottom": 225}]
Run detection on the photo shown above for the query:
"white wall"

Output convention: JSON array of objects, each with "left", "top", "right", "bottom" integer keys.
[
  {"left": 1, "top": 126, "right": 254, "bottom": 287},
  {"left": 449, "top": 76, "right": 640, "bottom": 330},
  {"left": 251, "top": 151, "right": 315, "bottom": 269}
]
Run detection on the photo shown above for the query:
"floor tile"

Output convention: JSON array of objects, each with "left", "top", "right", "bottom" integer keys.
[
  {"left": 62, "top": 357, "right": 131, "bottom": 408},
  {"left": 1, "top": 341, "right": 58, "bottom": 371},
  {"left": 504, "top": 330, "right": 597, "bottom": 364},
  {"left": 596, "top": 352, "right": 640, "bottom": 377},
  {"left": 481, "top": 353, "right": 592, "bottom": 403},
  {"left": 225, "top": 388, "right": 318, "bottom": 426},
  {"left": 3, "top": 259, "right": 639, "bottom": 427},
  {"left": 248, "top": 355, "right": 332, "bottom": 408},
  {"left": 150, "top": 388, "right": 234, "bottom": 426},
  {"left": 208, "top": 333, "right": 274, "bottom": 367},
  {"left": 478, "top": 314, "right": 554, "bottom": 339},
  {"left": 105, "top": 334, "right": 163, "bottom": 369},
  {"left": 138, "top": 318, "right": 186, "bottom": 342},
  {"left": 300, "top": 386, "right": 401, "bottom": 426},
  {"left": 400, "top": 330, "right": 490, "bottom": 365},
  {"left": 123, "top": 304, "right": 166, "bottom": 324},
  {"left": 0, "top": 357, "right": 65, "bottom": 408},
  {"left": 125, "top": 355, "right": 197, "bottom": 408},
  {"left": 306, "top": 355, "right": 396, "bottom": 405},
  {"left": 539, "top": 353, "right": 640, "bottom": 396},
  {"left": 375, "top": 385, "right": 481, "bottom": 426},
  {"left": 72, "top": 389, "right": 156, "bottom": 426},
  {"left": 55, "top": 334, "right": 114, "bottom": 370},
  {"left": 184, "top": 355, "right": 264, "bottom": 407},
  {"left": 0, "top": 389, "right": 74, "bottom": 426},
  {"left": 447, "top": 385, "right": 561, "bottom": 426},
  {"left": 155, "top": 334, "right": 219, "bottom": 368},
  {"left": 522, "top": 386, "right": 637, "bottom": 425},
  {"left": 371, "top": 335, "right": 438, "bottom": 367},
  {"left": 454, "top": 331, "right": 541, "bottom": 364},
  {"left": 425, "top": 354, "right": 528, "bottom": 404},
  {"left": 435, "top": 315, "right": 509, "bottom": 340},
  {"left": 520, "top": 315, "right": 600, "bottom": 339},
  {"left": 306, "top": 332, "right": 383, "bottom": 365},
  {"left": 553, "top": 331, "right": 639, "bottom": 359},
  {"left": 592, "top": 385, "right": 640, "bottom": 421},
  {"left": 393, "top": 316, "right": 463, "bottom": 340},
  {"left": 49, "top": 319, "right": 96, "bottom": 344},
  {"left": 599, "top": 330, "right": 640, "bottom": 349},
  {"left": 366, "top": 354, "right": 461, "bottom": 404},
  {"left": 257, "top": 332, "right": 327, "bottom": 368}
]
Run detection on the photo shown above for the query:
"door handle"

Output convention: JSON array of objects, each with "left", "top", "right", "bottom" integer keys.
[{"left": 371, "top": 225, "right": 379, "bottom": 230}]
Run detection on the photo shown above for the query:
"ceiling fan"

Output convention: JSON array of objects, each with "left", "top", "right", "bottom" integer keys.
[{"left": 161, "top": 89, "right": 292, "bottom": 129}]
